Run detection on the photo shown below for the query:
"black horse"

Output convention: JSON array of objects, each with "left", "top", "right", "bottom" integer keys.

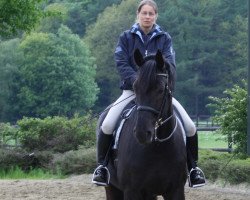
[{"left": 99, "top": 49, "right": 187, "bottom": 200}]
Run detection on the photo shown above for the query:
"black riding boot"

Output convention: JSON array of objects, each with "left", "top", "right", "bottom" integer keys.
[
  {"left": 92, "top": 130, "right": 113, "bottom": 186},
  {"left": 186, "top": 133, "right": 206, "bottom": 188}
]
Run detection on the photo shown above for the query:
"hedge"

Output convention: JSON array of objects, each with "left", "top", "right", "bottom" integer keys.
[{"left": 1, "top": 147, "right": 250, "bottom": 185}]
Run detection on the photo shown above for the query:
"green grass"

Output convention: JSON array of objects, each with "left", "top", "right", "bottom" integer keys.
[
  {"left": 0, "top": 167, "right": 65, "bottom": 179},
  {"left": 198, "top": 131, "right": 228, "bottom": 149}
]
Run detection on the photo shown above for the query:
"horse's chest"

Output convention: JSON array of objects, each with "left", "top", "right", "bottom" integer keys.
[
  {"left": 119, "top": 152, "right": 184, "bottom": 186},
  {"left": 122, "top": 167, "right": 179, "bottom": 193}
]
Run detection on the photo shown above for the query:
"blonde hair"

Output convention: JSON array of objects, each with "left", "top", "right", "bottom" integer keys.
[{"left": 137, "top": 0, "right": 158, "bottom": 14}]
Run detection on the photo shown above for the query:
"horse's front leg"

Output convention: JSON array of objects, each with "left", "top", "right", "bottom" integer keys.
[
  {"left": 105, "top": 185, "right": 124, "bottom": 200},
  {"left": 144, "top": 195, "right": 157, "bottom": 200},
  {"left": 162, "top": 186, "right": 185, "bottom": 200},
  {"left": 123, "top": 190, "right": 157, "bottom": 200},
  {"left": 124, "top": 189, "right": 144, "bottom": 200}
]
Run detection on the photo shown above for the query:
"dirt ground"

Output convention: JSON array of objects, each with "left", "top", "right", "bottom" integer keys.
[{"left": 0, "top": 174, "right": 249, "bottom": 200}]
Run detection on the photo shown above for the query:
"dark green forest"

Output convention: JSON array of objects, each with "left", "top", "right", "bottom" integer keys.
[{"left": 0, "top": 0, "right": 247, "bottom": 122}]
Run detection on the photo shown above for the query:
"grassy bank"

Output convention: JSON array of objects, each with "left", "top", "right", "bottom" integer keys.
[
  {"left": 0, "top": 167, "right": 64, "bottom": 179},
  {"left": 198, "top": 131, "right": 228, "bottom": 149}
]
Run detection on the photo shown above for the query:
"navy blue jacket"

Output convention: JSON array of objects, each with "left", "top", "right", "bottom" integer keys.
[{"left": 114, "top": 23, "right": 176, "bottom": 90}]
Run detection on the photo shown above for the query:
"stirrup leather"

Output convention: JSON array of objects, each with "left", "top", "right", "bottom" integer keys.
[{"left": 92, "top": 165, "right": 110, "bottom": 186}]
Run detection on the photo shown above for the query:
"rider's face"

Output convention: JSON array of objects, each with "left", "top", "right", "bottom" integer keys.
[{"left": 137, "top": 4, "right": 157, "bottom": 33}]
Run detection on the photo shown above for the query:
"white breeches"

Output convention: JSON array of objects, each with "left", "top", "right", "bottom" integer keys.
[
  {"left": 101, "top": 90, "right": 135, "bottom": 135},
  {"left": 172, "top": 98, "right": 196, "bottom": 137},
  {"left": 101, "top": 90, "right": 196, "bottom": 137}
]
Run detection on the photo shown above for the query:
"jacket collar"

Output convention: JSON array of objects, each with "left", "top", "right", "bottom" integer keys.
[{"left": 130, "top": 23, "right": 164, "bottom": 42}]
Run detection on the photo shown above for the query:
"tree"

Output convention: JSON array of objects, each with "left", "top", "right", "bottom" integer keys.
[
  {"left": 9, "top": 25, "right": 99, "bottom": 120},
  {"left": 37, "top": 3, "right": 68, "bottom": 34},
  {"left": 44, "top": 0, "right": 122, "bottom": 37},
  {"left": 0, "top": 0, "right": 46, "bottom": 37},
  {"left": 158, "top": 0, "right": 247, "bottom": 115},
  {"left": 0, "top": 39, "right": 23, "bottom": 121},
  {"left": 84, "top": 0, "right": 137, "bottom": 111},
  {"left": 3, "top": 0, "right": 247, "bottom": 116},
  {"left": 209, "top": 80, "right": 247, "bottom": 155}
]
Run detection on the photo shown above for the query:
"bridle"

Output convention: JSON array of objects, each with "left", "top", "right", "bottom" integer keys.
[{"left": 136, "top": 73, "right": 177, "bottom": 142}]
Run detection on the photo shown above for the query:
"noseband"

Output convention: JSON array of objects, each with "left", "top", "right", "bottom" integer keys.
[{"left": 136, "top": 73, "right": 177, "bottom": 142}]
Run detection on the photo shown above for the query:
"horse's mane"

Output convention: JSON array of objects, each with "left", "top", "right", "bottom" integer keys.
[{"left": 137, "top": 58, "right": 157, "bottom": 93}]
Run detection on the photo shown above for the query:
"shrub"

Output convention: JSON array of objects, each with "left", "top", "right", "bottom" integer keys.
[
  {"left": 0, "top": 148, "right": 24, "bottom": 171},
  {"left": 0, "top": 148, "right": 53, "bottom": 172},
  {"left": 199, "top": 149, "right": 250, "bottom": 184},
  {"left": 208, "top": 80, "right": 247, "bottom": 155},
  {"left": 51, "top": 147, "right": 96, "bottom": 175},
  {"left": 220, "top": 159, "right": 250, "bottom": 184},
  {"left": 0, "top": 123, "right": 18, "bottom": 147},
  {"left": 16, "top": 114, "right": 97, "bottom": 153}
]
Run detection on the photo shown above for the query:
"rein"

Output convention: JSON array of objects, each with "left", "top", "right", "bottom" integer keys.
[{"left": 136, "top": 73, "right": 176, "bottom": 142}]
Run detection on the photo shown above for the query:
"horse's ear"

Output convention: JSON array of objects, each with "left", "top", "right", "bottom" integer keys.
[
  {"left": 134, "top": 49, "right": 144, "bottom": 67},
  {"left": 155, "top": 50, "right": 165, "bottom": 71}
]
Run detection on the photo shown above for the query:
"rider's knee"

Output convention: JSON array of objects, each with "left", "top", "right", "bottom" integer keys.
[
  {"left": 101, "top": 124, "right": 114, "bottom": 135},
  {"left": 185, "top": 123, "right": 196, "bottom": 137}
]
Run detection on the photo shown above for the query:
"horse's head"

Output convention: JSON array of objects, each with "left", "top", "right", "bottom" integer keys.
[{"left": 133, "top": 49, "right": 174, "bottom": 145}]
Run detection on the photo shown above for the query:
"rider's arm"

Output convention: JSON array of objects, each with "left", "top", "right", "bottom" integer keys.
[
  {"left": 114, "top": 32, "right": 137, "bottom": 89},
  {"left": 162, "top": 33, "right": 176, "bottom": 90}
]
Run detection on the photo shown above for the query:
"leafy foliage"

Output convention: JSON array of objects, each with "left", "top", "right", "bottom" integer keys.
[
  {"left": 84, "top": 0, "right": 137, "bottom": 111},
  {"left": 0, "top": 0, "right": 248, "bottom": 119},
  {"left": 51, "top": 147, "right": 96, "bottom": 175},
  {"left": 83, "top": 0, "right": 247, "bottom": 114},
  {"left": 16, "top": 114, "right": 97, "bottom": 152},
  {"left": 9, "top": 25, "right": 99, "bottom": 119},
  {"left": 208, "top": 80, "right": 247, "bottom": 154},
  {"left": 199, "top": 149, "right": 250, "bottom": 184},
  {"left": 158, "top": 0, "right": 247, "bottom": 114},
  {"left": 0, "top": 147, "right": 55, "bottom": 174},
  {"left": 0, "top": 39, "right": 22, "bottom": 121},
  {"left": 37, "top": 3, "right": 69, "bottom": 34},
  {"left": 0, "top": 123, "right": 18, "bottom": 147},
  {"left": 43, "top": 0, "right": 122, "bottom": 36},
  {"left": 0, "top": 0, "right": 46, "bottom": 37}
]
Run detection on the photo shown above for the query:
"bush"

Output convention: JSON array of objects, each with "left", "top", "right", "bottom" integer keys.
[
  {"left": 51, "top": 147, "right": 96, "bottom": 175},
  {"left": 199, "top": 149, "right": 250, "bottom": 184},
  {"left": 16, "top": 114, "right": 97, "bottom": 153},
  {"left": 0, "top": 123, "right": 18, "bottom": 147},
  {"left": 0, "top": 148, "right": 53, "bottom": 172},
  {"left": 221, "top": 159, "right": 250, "bottom": 184},
  {"left": 1, "top": 147, "right": 250, "bottom": 184},
  {"left": 208, "top": 80, "right": 247, "bottom": 155}
]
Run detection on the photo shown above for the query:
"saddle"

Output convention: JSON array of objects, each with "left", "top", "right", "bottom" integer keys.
[
  {"left": 113, "top": 102, "right": 136, "bottom": 150},
  {"left": 103, "top": 100, "right": 136, "bottom": 167},
  {"left": 103, "top": 100, "right": 186, "bottom": 168}
]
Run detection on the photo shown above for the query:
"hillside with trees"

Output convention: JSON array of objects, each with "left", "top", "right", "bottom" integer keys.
[{"left": 0, "top": 0, "right": 247, "bottom": 121}]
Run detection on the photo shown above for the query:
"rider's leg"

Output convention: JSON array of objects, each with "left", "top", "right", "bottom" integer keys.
[
  {"left": 92, "top": 130, "right": 113, "bottom": 186},
  {"left": 92, "top": 90, "right": 135, "bottom": 186},
  {"left": 101, "top": 90, "right": 135, "bottom": 135},
  {"left": 172, "top": 98, "right": 205, "bottom": 188}
]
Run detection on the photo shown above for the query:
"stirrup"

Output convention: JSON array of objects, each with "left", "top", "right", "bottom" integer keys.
[
  {"left": 188, "top": 167, "right": 206, "bottom": 188},
  {"left": 91, "top": 165, "right": 110, "bottom": 186}
]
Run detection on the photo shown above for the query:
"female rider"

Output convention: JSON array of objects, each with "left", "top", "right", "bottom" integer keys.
[{"left": 92, "top": 0, "right": 205, "bottom": 188}]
